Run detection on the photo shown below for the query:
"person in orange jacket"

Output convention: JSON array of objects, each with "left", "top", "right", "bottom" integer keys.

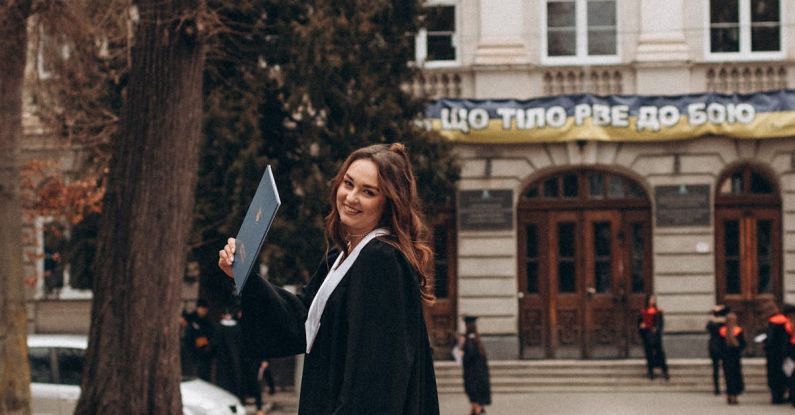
[{"left": 761, "top": 300, "right": 792, "bottom": 404}]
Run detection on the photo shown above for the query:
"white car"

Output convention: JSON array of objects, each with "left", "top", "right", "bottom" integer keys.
[{"left": 28, "top": 334, "right": 246, "bottom": 415}]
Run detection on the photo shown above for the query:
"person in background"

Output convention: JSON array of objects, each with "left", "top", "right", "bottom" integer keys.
[
  {"left": 183, "top": 299, "right": 214, "bottom": 381},
  {"left": 462, "top": 316, "right": 491, "bottom": 415},
  {"left": 638, "top": 294, "right": 669, "bottom": 380},
  {"left": 218, "top": 143, "right": 439, "bottom": 414},
  {"left": 781, "top": 304, "right": 795, "bottom": 407},
  {"left": 237, "top": 307, "right": 270, "bottom": 415},
  {"left": 213, "top": 307, "right": 245, "bottom": 401},
  {"left": 721, "top": 312, "right": 746, "bottom": 405},
  {"left": 706, "top": 304, "right": 729, "bottom": 395},
  {"left": 761, "top": 299, "right": 791, "bottom": 404}
]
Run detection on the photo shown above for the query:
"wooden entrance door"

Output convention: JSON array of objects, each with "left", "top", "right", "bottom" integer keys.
[
  {"left": 715, "top": 208, "right": 781, "bottom": 351},
  {"left": 517, "top": 169, "right": 652, "bottom": 358},
  {"left": 519, "top": 209, "right": 647, "bottom": 358},
  {"left": 583, "top": 211, "right": 626, "bottom": 358},
  {"left": 425, "top": 212, "right": 458, "bottom": 360}
]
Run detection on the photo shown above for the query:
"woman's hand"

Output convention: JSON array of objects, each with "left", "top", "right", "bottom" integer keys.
[{"left": 218, "top": 237, "right": 236, "bottom": 278}]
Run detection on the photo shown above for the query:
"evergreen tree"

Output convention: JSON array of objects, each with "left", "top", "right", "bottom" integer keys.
[{"left": 195, "top": 0, "right": 459, "bottom": 297}]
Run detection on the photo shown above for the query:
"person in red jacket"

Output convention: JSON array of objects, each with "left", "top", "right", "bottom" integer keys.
[{"left": 638, "top": 294, "right": 669, "bottom": 380}]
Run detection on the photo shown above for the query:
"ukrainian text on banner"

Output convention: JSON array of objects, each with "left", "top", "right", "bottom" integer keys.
[{"left": 424, "top": 90, "right": 795, "bottom": 143}]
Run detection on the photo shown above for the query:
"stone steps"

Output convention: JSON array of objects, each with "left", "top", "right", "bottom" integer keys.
[{"left": 434, "top": 358, "right": 768, "bottom": 394}]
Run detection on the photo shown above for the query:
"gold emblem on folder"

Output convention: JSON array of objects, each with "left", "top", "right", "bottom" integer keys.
[{"left": 256, "top": 208, "right": 262, "bottom": 223}]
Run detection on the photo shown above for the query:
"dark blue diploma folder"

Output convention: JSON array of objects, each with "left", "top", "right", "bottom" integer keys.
[{"left": 233, "top": 165, "right": 281, "bottom": 294}]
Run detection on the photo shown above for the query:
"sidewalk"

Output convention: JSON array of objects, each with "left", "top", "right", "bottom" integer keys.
[
  {"left": 250, "top": 390, "right": 795, "bottom": 415},
  {"left": 440, "top": 391, "right": 795, "bottom": 415}
]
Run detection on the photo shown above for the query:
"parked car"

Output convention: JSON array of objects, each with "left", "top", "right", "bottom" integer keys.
[{"left": 27, "top": 334, "right": 245, "bottom": 415}]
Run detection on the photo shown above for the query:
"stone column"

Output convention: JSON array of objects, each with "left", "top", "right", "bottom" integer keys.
[
  {"left": 473, "top": 0, "right": 533, "bottom": 98},
  {"left": 634, "top": 0, "right": 691, "bottom": 95}
]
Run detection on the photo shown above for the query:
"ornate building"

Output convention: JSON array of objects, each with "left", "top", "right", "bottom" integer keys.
[{"left": 418, "top": 0, "right": 795, "bottom": 359}]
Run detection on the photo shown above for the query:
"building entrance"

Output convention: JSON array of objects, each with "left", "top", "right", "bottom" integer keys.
[
  {"left": 715, "top": 165, "right": 782, "bottom": 355},
  {"left": 518, "top": 169, "right": 651, "bottom": 358}
]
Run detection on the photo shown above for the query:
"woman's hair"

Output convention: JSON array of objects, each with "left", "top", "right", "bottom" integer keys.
[
  {"left": 325, "top": 143, "right": 435, "bottom": 303},
  {"left": 725, "top": 312, "right": 739, "bottom": 347},
  {"left": 644, "top": 294, "right": 656, "bottom": 308}
]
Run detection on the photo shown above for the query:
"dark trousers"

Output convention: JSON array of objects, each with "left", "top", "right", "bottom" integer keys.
[
  {"left": 710, "top": 352, "right": 721, "bottom": 393},
  {"left": 768, "top": 359, "right": 787, "bottom": 403},
  {"left": 197, "top": 358, "right": 212, "bottom": 382},
  {"left": 262, "top": 366, "right": 275, "bottom": 394},
  {"left": 641, "top": 330, "right": 668, "bottom": 377}
]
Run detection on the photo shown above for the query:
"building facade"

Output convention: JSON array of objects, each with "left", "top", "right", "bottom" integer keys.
[{"left": 418, "top": 0, "right": 795, "bottom": 359}]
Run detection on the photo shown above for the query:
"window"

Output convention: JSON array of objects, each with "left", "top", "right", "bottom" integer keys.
[
  {"left": 29, "top": 348, "right": 53, "bottom": 383},
  {"left": 56, "top": 348, "right": 84, "bottom": 385},
  {"left": 544, "top": 0, "right": 617, "bottom": 63},
  {"left": 523, "top": 171, "right": 644, "bottom": 201},
  {"left": 432, "top": 226, "right": 449, "bottom": 299},
  {"left": 708, "top": 0, "right": 781, "bottom": 58},
  {"left": 416, "top": 4, "right": 457, "bottom": 65}
]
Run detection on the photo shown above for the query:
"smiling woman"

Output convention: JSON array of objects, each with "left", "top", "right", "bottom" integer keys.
[
  {"left": 335, "top": 159, "right": 387, "bottom": 246},
  {"left": 218, "top": 143, "right": 440, "bottom": 415}
]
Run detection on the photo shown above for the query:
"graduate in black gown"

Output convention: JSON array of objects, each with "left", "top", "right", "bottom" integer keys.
[
  {"left": 462, "top": 316, "right": 490, "bottom": 415},
  {"left": 638, "top": 294, "right": 669, "bottom": 380},
  {"left": 219, "top": 143, "right": 439, "bottom": 415},
  {"left": 720, "top": 312, "right": 746, "bottom": 405},
  {"left": 760, "top": 300, "right": 792, "bottom": 404},
  {"left": 212, "top": 307, "right": 244, "bottom": 401},
  {"left": 706, "top": 305, "right": 728, "bottom": 395}
]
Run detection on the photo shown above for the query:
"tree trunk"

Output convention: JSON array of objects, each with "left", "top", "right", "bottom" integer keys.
[
  {"left": 0, "top": 1, "right": 33, "bottom": 414},
  {"left": 75, "top": 0, "right": 206, "bottom": 413}
]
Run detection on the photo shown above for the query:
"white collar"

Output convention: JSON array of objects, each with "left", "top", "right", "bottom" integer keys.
[{"left": 304, "top": 228, "right": 389, "bottom": 353}]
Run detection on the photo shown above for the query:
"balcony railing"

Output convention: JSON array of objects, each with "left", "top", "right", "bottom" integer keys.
[
  {"left": 409, "top": 69, "right": 468, "bottom": 99},
  {"left": 543, "top": 68, "right": 627, "bottom": 96},
  {"left": 705, "top": 64, "right": 788, "bottom": 94}
]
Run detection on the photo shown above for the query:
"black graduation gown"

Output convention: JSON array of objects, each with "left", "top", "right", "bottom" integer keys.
[
  {"left": 462, "top": 336, "right": 491, "bottom": 406},
  {"left": 240, "top": 239, "right": 440, "bottom": 415},
  {"left": 721, "top": 328, "right": 746, "bottom": 395},
  {"left": 183, "top": 313, "right": 214, "bottom": 380},
  {"left": 706, "top": 319, "right": 725, "bottom": 392},
  {"left": 213, "top": 320, "right": 244, "bottom": 401},
  {"left": 764, "top": 313, "right": 790, "bottom": 402}
]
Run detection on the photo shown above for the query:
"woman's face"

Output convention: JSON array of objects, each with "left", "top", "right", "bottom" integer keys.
[
  {"left": 336, "top": 159, "right": 387, "bottom": 237},
  {"left": 648, "top": 295, "right": 657, "bottom": 307}
]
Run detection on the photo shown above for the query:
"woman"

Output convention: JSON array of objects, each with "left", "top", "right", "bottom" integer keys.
[
  {"left": 462, "top": 316, "right": 491, "bottom": 415},
  {"left": 721, "top": 312, "right": 745, "bottom": 405},
  {"left": 638, "top": 294, "right": 669, "bottom": 380},
  {"left": 706, "top": 305, "right": 728, "bottom": 395},
  {"left": 218, "top": 143, "right": 439, "bottom": 414}
]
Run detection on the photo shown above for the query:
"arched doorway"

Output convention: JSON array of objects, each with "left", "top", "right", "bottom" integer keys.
[
  {"left": 517, "top": 169, "right": 652, "bottom": 359},
  {"left": 715, "top": 164, "right": 782, "bottom": 353}
]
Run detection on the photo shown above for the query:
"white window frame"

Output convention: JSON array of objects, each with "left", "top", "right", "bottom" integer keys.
[
  {"left": 541, "top": 0, "right": 621, "bottom": 66},
  {"left": 415, "top": 0, "right": 460, "bottom": 69},
  {"left": 704, "top": 0, "right": 785, "bottom": 62}
]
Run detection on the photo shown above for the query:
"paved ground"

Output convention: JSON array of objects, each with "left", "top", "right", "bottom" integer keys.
[
  {"left": 251, "top": 390, "right": 795, "bottom": 415},
  {"left": 439, "top": 392, "right": 794, "bottom": 415}
]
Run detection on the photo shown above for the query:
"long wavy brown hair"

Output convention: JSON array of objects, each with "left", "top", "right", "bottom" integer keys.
[{"left": 325, "top": 143, "right": 435, "bottom": 303}]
